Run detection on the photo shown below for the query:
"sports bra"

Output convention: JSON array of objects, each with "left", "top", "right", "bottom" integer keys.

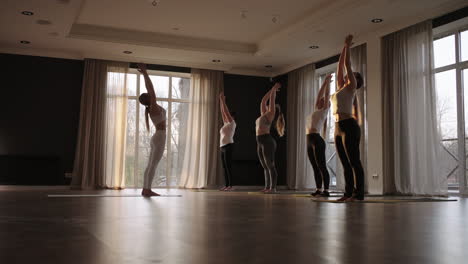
[
  {"left": 255, "top": 114, "right": 272, "bottom": 134},
  {"left": 149, "top": 106, "right": 167, "bottom": 126}
]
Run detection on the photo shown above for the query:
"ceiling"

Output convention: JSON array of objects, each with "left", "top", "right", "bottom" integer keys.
[{"left": 0, "top": 0, "right": 466, "bottom": 76}]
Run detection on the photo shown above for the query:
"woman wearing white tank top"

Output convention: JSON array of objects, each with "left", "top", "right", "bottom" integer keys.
[
  {"left": 137, "top": 64, "right": 167, "bottom": 197},
  {"left": 219, "top": 92, "right": 236, "bottom": 191},
  {"left": 331, "top": 35, "right": 365, "bottom": 202},
  {"left": 306, "top": 74, "right": 332, "bottom": 197}
]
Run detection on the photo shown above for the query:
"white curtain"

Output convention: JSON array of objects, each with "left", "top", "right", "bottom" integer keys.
[
  {"left": 382, "top": 21, "right": 446, "bottom": 195},
  {"left": 178, "top": 69, "right": 223, "bottom": 188},
  {"left": 286, "top": 64, "right": 316, "bottom": 190},
  {"left": 71, "top": 59, "right": 129, "bottom": 189}
]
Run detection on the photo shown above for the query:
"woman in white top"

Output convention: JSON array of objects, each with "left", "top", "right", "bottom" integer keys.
[
  {"left": 306, "top": 74, "right": 332, "bottom": 197},
  {"left": 256, "top": 83, "right": 285, "bottom": 193},
  {"left": 137, "top": 64, "right": 167, "bottom": 197},
  {"left": 219, "top": 92, "right": 236, "bottom": 191},
  {"left": 331, "top": 35, "right": 365, "bottom": 202}
]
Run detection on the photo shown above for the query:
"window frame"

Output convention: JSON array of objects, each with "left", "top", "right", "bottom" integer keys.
[
  {"left": 127, "top": 69, "right": 191, "bottom": 188},
  {"left": 433, "top": 24, "right": 468, "bottom": 192}
]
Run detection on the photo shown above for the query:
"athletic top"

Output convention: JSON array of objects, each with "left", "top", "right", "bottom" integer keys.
[
  {"left": 306, "top": 106, "right": 329, "bottom": 134},
  {"left": 220, "top": 121, "right": 236, "bottom": 147},
  {"left": 255, "top": 114, "right": 272, "bottom": 135},
  {"left": 331, "top": 87, "right": 356, "bottom": 117},
  {"left": 149, "top": 106, "right": 167, "bottom": 125}
]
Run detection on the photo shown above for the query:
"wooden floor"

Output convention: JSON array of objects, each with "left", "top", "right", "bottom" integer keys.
[{"left": 0, "top": 187, "right": 467, "bottom": 264}]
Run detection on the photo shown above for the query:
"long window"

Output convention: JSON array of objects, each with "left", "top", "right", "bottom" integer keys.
[
  {"left": 317, "top": 70, "right": 338, "bottom": 187},
  {"left": 124, "top": 70, "right": 191, "bottom": 188},
  {"left": 434, "top": 26, "right": 468, "bottom": 192}
]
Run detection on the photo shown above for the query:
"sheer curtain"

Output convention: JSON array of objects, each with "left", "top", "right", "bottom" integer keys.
[
  {"left": 382, "top": 21, "right": 446, "bottom": 195},
  {"left": 350, "top": 44, "right": 368, "bottom": 192},
  {"left": 178, "top": 69, "right": 223, "bottom": 188},
  {"left": 286, "top": 64, "right": 316, "bottom": 190},
  {"left": 71, "top": 59, "right": 129, "bottom": 189}
]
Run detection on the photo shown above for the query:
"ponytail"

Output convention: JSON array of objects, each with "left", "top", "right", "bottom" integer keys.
[
  {"left": 275, "top": 104, "right": 285, "bottom": 137},
  {"left": 145, "top": 106, "right": 150, "bottom": 132}
]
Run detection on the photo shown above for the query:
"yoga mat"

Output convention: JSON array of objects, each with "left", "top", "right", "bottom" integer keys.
[
  {"left": 47, "top": 194, "right": 182, "bottom": 198},
  {"left": 311, "top": 198, "right": 457, "bottom": 203}
]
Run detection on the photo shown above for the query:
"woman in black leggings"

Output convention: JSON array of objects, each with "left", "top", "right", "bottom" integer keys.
[
  {"left": 331, "top": 35, "right": 365, "bottom": 201},
  {"left": 306, "top": 74, "right": 332, "bottom": 197},
  {"left": 256, "top": 83, "right": 285, "bottom": 193},
  {"left": 219, "top": 92, "right": 236, "bottom": 191}
]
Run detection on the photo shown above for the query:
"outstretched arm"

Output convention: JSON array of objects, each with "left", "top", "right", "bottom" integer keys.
[
  {"left": 336, "top": 45, "right": 346, "bottom": 89},
  {"left": 316, "top": 74, "right": 332, "bottom": 108},
  {"left": 219, "top": 93, "right": 228, "bottom": 123},
  {"left": 268, "top": 83, "right": 281, "bottom": 114},
  {"left": 219, "top": 92, "right": 233, "bottom": 123},
  {"left": 138, "top": 63, "right": 158, "bottom": 108},
  {"left": 260, "top": 89, "right": 273, "bottom": 114},
  {"left": 343, "top": 35, "right": 357, "bottom": 90}
]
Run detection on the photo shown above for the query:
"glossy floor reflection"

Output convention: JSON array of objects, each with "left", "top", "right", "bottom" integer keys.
[{"left": 0, "top": 188, "right": 467, "bottom": 264}]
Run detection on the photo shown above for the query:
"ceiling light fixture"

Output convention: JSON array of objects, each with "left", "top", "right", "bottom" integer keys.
[
  {"left": 272, "top": 15, "right": 280, "bottom": 24},
  {"left": 371, "top": 18, "right": 383, "bottom": 23},
  {"left": 309, "top": 45, "right": 319, "bottom": 49},
  {"left": 265, "top": 65, "right": 273, "bottom": 68},
  {"left": 21, "top": 11, "right": 34, "bottom": 16},
  {"left": 20, "top": 40, "right": 30, "bottom": 44},
  {"left": 151, "top": 0, "right": 161, "bottom": 6},
  {"left": 123, "top": 51, "right": 133, "bottom": 54},
  {"left": 172, "top": 27, "right": 179, "bottom": 31},
  {"left": 240, "top": 10, "right": 248, "bottom": 19},
  {"left": 212, "top": 59, "right": 221, "bottom": 63}
]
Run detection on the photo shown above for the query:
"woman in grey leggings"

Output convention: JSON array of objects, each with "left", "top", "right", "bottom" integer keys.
[
  {"left": 256, "top": 83, "right": 285, "bottom": 193},
  {"left": 138, "top": 64, "right": 167, "bottom": 197}
]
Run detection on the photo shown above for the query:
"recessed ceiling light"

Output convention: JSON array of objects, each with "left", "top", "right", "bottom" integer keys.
[
  {"left": 37, "top": 19, "right": 52, "bottom": 25},
  {"left": 123, "top": 51, "right": 133, "bottom": 54},
  {"left": 309, "top": 45, "right": 319, "bottom": 49},
  {"left": 21, "top": 11, "right": 34, "bottom": 16},
  {"left": 20, "top": 40, "right": 30, "bottom": 44},
  {"left": 172, "top": 27, "right": 180, "bottom": 31},
  {"left": 240, "top": 10, "right": 248, "bottom": 19},
  {"left": 265, "top": 65, "right": 273, "bottom": 68},
  {"left": 371, "top": 18, "right": 383, "bottom": 23},
  {"left": 212, "top": 59, "right": 221, "bottom": 63}
]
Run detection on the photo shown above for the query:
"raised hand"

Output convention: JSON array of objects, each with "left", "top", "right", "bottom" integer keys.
[
  {"left": 272, "top": 82, "right": 281, "bottom": 92},
  {"left": 137, "top": 63, "right": 147, "bottom": 73},
  {"left": 345, "top": 34, "right": 353, "bottom": 46},
  {"left": 219, "top": 92, "right": 226, "bottom": 100}
]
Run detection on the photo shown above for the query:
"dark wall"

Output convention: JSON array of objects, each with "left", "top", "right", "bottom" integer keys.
[
  {"left": 223, "top": 74, "right": 288, "bottom": 186},
  {"left": 0, "top": 53, "right": 83, "bottom": 184}
]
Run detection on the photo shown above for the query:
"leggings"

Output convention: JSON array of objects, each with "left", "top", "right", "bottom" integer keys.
[
  {"left": 221, "top": 143, "right": 234, "bottom": 187},
  {"left": 334, "top": 118, "right": 364, "bottom": 199},
  {"left": 306, "top": 133, "right": 330, "bottom": 190},
  {"left": 256, "top": 134, "right": 278, "bottom": 189},
  {"left": 143, "top": 130, "right": 166, "bottom": 189}
]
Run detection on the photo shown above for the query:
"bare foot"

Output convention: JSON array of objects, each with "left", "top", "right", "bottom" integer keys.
[
  {"left": 224, "top": 186, "right": 233, "bottom": 191},
  {"left": 219, "top": 187, "right": 227, "bottom": 191},
  {"left": 141, "top": 189, "right": 160, "bottom": 197},
  {"left": 264, "top": 188, "right": 276, "bottom": 194},
  {"left": 260, "top": 188, "right": 268, "bottom": 192}
]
